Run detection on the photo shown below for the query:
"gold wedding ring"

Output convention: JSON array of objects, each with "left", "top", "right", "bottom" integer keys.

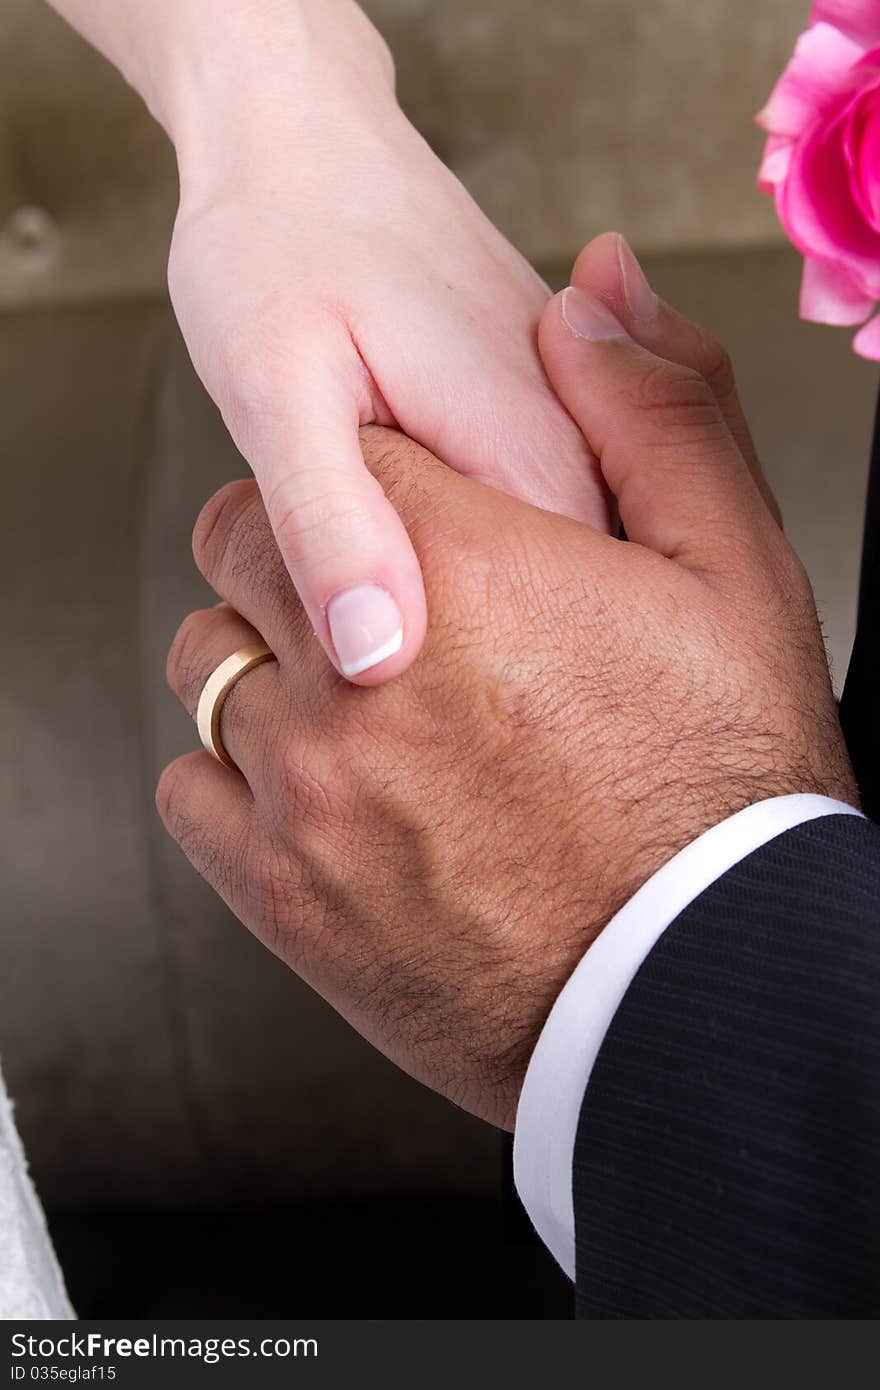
[{"left": 196, "top": 641, "right": 275, "bottom": 769}]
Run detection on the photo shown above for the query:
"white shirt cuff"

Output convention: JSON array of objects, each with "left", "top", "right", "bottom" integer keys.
[{"left": 512, "top": 793, "right": 863, "bottom": 1281}]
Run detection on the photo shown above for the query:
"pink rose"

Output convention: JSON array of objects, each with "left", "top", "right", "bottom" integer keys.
[{"left": 757, "top": 1, "right": 880, "bottom": 359}]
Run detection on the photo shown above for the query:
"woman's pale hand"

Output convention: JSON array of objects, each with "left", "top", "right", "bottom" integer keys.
[{"left": 166, "top": 41, "right": 607, "bottom": 683}]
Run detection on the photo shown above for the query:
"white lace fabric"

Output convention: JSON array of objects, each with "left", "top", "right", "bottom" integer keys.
[{"left": 0, "top": 1063, "right": 73, "bottom": 1319}]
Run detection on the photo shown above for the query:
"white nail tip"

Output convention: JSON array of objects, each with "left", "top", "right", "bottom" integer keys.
[{"left": 340, "top": 627, "right": 403, "bottom": 677}]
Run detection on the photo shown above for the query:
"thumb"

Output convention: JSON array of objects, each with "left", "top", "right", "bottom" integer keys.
[
  {"left": 570, "top": 233, "right": 781, "bottom": 524},
  {"left": 537, "top": 287, "right": 775, "bottom": 570},
  {"left": 239, "top": 356, "right": 427, "bottom": 685}
]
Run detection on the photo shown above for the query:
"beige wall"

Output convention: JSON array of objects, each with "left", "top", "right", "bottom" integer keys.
[{"left": 0, "top": 0, "right": 807, "bottom": 309}]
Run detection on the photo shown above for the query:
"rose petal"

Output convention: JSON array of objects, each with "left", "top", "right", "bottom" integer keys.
[
  {"left": 778, "top": 100, "right": 880, "bottom": 297},
  {"left": 843, "top": 81, "right": 880, "bottom": 227},
  {"left": 853, "top": 311, "right": 880, "bottom": 358},
  {"left": 810, "top": 1, "right": 880, "bottom": 51},
  {"left": 800, "top": 255, "right": 875, "bottom": 323},
  {"left": 757, "top": 134, "right": 794, "bottom": 191},
  {"left": 856, "top": 42, "right": 880, "bottom": 74},
  {"left": 757, "top": 23, "right": 867, "bottom": 137},
  {"left": 858, "top": 99, "right": 880, "bottom": 224}
]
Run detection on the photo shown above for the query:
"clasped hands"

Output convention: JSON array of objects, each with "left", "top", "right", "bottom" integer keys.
[{"left": 157, "top": 236, "right": 856, "bottom": 1130}]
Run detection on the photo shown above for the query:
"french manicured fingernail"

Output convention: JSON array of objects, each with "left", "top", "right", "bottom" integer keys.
[
  {"left": 617, "top": 235, "right": 659, "bottom": 321},
  {"left": 327, "top": 584, "right": 403, "bottom": 678},
  {"left": 561, "top": 286, "right": 629, "bottom": 341}
]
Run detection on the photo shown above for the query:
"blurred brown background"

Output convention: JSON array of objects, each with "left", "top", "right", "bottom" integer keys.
[{"left": 1, "top": 0, "right": 877, "bottom": 1316}]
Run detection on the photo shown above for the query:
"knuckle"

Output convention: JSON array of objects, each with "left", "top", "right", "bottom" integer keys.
[
  {"left": 242, "top": 840, "right": 291, "bottom": 929},
  {"left": 277, "top": 738, "right": 353, "bottom": 836},
  {"left": 696, "top": 329, "right": 737, "bottom": 403},
  {"left": 630, "top": 361, "right": 727, "bottom": 454},
  {"left": 155, "top": 758, "right": 207, "bottom": 856},
  {"left": 240, "top": 839, "right": 312, "bottom": 968},
  {"left": 192, "top": 479, "right": 259, "bottom": 579},
  {"left": 634, "top": 360, "right": 715, "bottom": 418},
  {"left": 267, "top": 475, "right": 375, "bottom": 560},
  {"left": 155, "top": 754, "right": 252, "bottom": 900},
  {"left": 166, "top": 608, "right": 211, "bottom": 701},
  {"left": 775, "top": 541, "right": 815, "bottom": 610},
  {"left": 155, "top": 762, "right": 181, "bottom": 830}
]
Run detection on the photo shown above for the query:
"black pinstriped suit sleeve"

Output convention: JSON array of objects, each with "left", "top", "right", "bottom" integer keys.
[
  {"left": 573, "top": 814, "right": 880, "bottom": 1318},
  {"left": 841, "top": 388, "right": 880, "bottom": 820}
]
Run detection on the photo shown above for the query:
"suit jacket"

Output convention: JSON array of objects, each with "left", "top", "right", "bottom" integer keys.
[
  {"left": 841, "top": 389, "right": 880, "bottom": 820},
  {"left": 573, "top": 396, "right": 880, "bottom": 1319}
]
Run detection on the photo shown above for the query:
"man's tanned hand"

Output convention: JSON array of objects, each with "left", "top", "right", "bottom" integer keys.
[{"left": 157, "top": 239, "right": 857, "bottom": 1132}]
